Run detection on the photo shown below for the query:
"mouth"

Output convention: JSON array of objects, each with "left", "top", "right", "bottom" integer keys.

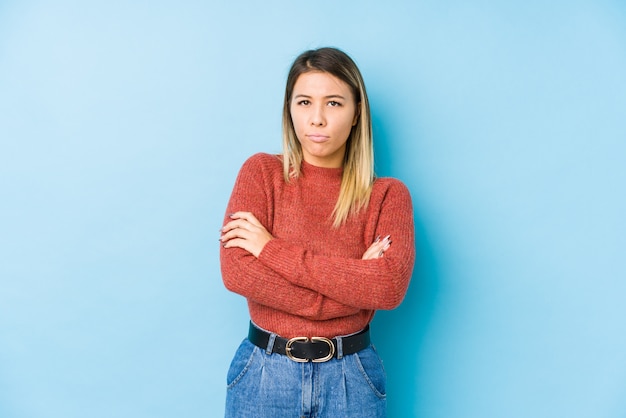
[{"left": 306, "top": 134, "right": 329, "bottom": 143}]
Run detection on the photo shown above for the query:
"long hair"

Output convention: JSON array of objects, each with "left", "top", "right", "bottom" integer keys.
[{"left": 281, "top": 47, "right": 374, "bottom": 228}]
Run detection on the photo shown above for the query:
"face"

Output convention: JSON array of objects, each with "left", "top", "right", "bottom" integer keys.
[{"left": 290, "top": 71, "right": 359, "bottom": 168}]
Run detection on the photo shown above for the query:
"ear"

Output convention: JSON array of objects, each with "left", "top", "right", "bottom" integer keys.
[{"left": 352, "top": 102, "right": 361, "bottom": 126}]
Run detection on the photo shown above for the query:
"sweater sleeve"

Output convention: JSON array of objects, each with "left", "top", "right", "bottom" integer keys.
[
  {"left": 220, "top": 154, "right": 361, "bottom": 320},
  {"left": 257, "top": 180, "right": 415, "bottom": 310}
]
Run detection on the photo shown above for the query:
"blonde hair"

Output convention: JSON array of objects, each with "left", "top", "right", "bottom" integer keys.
[{"left": 282, "top": 47, "right": 374, "bottom": 228}]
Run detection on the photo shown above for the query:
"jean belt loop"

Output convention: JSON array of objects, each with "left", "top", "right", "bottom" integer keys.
[
  {"left": 265, "top": 332, "right": 277, "bottom": 355},
  {"left": 335, "top": 336, "right": 344, "bottom": 359}
]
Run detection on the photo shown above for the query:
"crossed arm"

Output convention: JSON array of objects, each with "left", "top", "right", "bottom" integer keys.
[
  {"left": 221, "top": 211, "right": 391, "bottom": 260},
  {"left": 219, "top": 155, "right": 414, "bottom": 319},
  {"left": 219, "top": 212, "right": 392, "bottom": 320}
]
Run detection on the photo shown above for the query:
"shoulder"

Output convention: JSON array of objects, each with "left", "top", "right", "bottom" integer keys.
[
  {"left": 232, "top": 153, "right": 285, "bottom": 193},
  {"left": 369, "top": 176, "right": 413, "bottom": 210},
  {"left": 241, "top": 152, "right": 282, "bottom": 170},
  {"left": 372, "top": 176, "right": 411, "bottom": 198},
  {"left": 237, "top": 153, "right": 283, "bottom": 177}
]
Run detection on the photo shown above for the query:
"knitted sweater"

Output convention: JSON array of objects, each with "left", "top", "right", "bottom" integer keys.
[{"left": 220, "top": 153, "right": 415, "bottom": 339}]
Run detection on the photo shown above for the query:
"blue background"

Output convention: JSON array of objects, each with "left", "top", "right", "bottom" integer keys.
[{"left": 1, "top": 1, "right": 625, "bottom": 417}]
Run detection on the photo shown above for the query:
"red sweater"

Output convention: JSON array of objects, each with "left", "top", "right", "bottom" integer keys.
[{"left": 220, "top": 153, "right": 415, "bottom": 339}]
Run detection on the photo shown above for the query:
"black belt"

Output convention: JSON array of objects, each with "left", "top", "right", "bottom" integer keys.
[{"left": 248, "top": 322, "right": 370, "bottom": 363}]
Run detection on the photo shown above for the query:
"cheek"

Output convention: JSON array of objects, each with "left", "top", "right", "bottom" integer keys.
[
  {"left": 291, "top": 116, "right": 306, "bottom": 143},
  {"left": 338, "top": 115, "right": 356, "bottom": 134},
  {"left": 290, "top": 110, "right": 304, "bottom": 132}
]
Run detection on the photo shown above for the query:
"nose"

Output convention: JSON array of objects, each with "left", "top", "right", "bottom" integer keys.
[{"left": 310, "top": 104, "right": 326, "bottom": 126}]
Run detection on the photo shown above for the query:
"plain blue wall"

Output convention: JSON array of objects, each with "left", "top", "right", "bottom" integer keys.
[{"left": 1, "top": 1, "right": 625, "bottom": 417}]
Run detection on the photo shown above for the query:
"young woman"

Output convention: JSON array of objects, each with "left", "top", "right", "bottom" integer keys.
[{"left": 219, "top": 47, "right": 415, "bottom": 417}]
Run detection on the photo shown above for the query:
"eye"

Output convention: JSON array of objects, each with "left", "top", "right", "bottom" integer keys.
[
  {"left": 297, "top": 100, "right": 310, "bottom": 106},
  {"left": 328, "top": 101, "right": 342, "bottom": 107}
]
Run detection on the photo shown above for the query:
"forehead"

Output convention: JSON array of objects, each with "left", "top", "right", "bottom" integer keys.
[{"left": 292, "top": 71, "right": 353, "bottom": 98}]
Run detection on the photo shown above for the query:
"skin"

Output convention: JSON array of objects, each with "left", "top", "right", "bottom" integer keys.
[
  {"left": 290, "top": 71, "right": 360, "bottom": 169},
  {"left": 221, "top": 71, "right": 390, "bottom": 259}
]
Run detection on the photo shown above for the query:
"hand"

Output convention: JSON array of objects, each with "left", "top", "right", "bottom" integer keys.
[
  {"left": 362, "top": 235, "right": 391, "bottom": 260},
  {"left": 220, "top": 211, "right": 273, "bottom": 258}
]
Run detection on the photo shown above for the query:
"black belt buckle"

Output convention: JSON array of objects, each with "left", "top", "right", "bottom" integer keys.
[{"left": 285, "top": 336, "right": 336, "bottom": 363}]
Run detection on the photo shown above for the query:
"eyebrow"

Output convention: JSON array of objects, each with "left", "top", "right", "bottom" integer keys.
[{"left": 293, "top": 94, "right": 347, "bottom": 100}]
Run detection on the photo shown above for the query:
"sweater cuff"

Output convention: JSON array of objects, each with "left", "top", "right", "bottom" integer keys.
[{"left": 258, "top": 238, "right": 304, "bottom": 285}]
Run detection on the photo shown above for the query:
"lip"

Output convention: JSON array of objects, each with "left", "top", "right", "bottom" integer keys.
[{"left": 306, "top": 134, "right": 329, "bottom": 143}]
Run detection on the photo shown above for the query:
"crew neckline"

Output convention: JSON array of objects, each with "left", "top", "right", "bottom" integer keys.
[{"left": 300, "top": 159, "right": 344, "bottom": 179}]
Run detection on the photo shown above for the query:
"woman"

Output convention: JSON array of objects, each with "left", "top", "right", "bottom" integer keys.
[{"left": 219, "top": 47, "right": 415, "bottom": 417}]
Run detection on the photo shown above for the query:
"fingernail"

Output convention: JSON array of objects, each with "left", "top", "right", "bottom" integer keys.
[
  {"left": 374, "top": 235, "right": 380, "bottom": 243},
  {"left": 383, "top": 235, "right": 391, "bottom": 242}
]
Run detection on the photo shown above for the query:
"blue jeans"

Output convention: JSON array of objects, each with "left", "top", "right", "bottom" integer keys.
[{"left": 225, "top": 337, "right": 387, "bottom": 417}]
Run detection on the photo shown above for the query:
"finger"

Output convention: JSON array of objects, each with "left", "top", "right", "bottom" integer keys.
[
  {"left": 227, "top": 211, "right": 250, "bottom": 219},
  {"left": 362, "top": 235, "right": 393, "bottom": 260},
  {"left": 363, "top": 238, "right": 385, "bottom": 254},
  {"left": 368, "top": 235, "right": 390, "bottom": 251},
  {"left": 229, "top": 211, "right": 263, "bottom": 228},
  {"left": 222, "top": 237, "right": 249, "bottom": 251},
  {"left": 375, "top": 244, "right": 389, "bottom": 257},
  {"left": 369, "top": 234, "right": 389, "bottom": 245},
  {"left": 220, "top": 226, "right": 253, "bottom": 243},
  {"left": 222, "top": 218, "right": 256, "bottom": 234},
  {"left": 362, "top": 243, "right": 384, "bottom": 260}
]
